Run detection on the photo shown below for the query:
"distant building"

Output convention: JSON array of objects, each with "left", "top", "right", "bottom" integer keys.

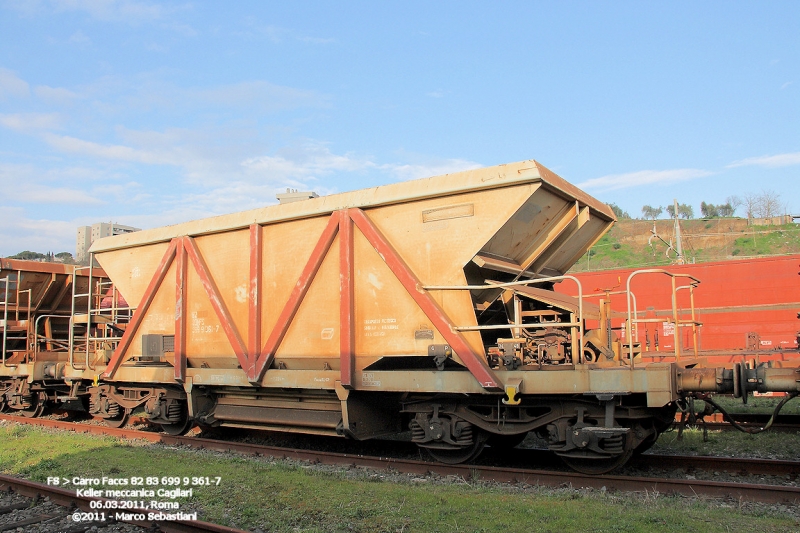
[{"left": 76, "top": 222, "right": 141, "bottom": 263}]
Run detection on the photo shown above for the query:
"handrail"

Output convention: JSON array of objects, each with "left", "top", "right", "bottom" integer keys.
[
  {"left": 675, "top": 284, "right": 700, "bottom": 358},
  {"left": 625, "top": 269, "right": 701, "bottom": 365},
  {"left": 68, "top": 267, "right": 82, "bottom": 370},
  {"left": 1, "top": 280, "right": 31, "bottom": 368},
  {"left": 33, "top": 314, "right": 70, "bottom": 360},
  {"left": 68, "top": 260, "right": 130, "bottom": 371},
  {"left": 86, "top": 262, "right": 94, "bottom": 370},
  {"left": 1, "top": 278, "right": 9, "bottom": 367},
  {"left": 0, "top": 278, "right": 21, "bottom": 368}
]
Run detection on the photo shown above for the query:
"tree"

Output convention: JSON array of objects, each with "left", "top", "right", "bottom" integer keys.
[
  {"left": 743, "top": 193, "right": 759, "bottom": 220},
  {"left": 717, "top": 203, "right": 734, "bottom": 217},
  {"left": 700, "top": 202, "right": 719, "bottom": 218},
  {"left": 9, "top": 251, "right": 47, "bottom": 261},
  {"left": 668, "top": 203, "right": 694, "bottom": 219},
  {"left": 609, "top": 203, "right": 630, "bottom": 219},
  {"left": 744, "top": 190, "right": 783, "bottom": 220},
  {"left": 641, "top": 205, "right": 663, "bottom": 220},
  {"left": 55, "top": 252, "right": 76, "bottom": 264},
  {"left": 757, "top": 189, "right": 782, "bottom": 219},
  {"left": 678, "top": 203, "right": 694, "bottom": 219},
  {"left": 725, "top": 195, "right": 742, "bottom": 215}
]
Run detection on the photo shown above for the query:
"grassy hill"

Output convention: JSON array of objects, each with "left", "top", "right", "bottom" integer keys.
[{"left": 569, "top": 218, "right": 800, "bottom": 272}]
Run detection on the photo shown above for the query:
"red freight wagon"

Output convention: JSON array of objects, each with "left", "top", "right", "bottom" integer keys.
[{"left": 556, "top": 255, "right": 800, "bottom": 364}]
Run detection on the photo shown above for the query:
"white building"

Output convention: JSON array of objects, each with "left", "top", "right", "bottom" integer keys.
[{"left": 76, "top": 222, "right": 141, "bottom": 263}]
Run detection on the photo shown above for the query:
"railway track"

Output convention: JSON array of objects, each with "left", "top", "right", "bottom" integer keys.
[
  {"left": 0, "top": 473, "right": 249, "bottom": 533},
  {"left": 1, "top": 414, "right": 797, "bottom": 506}
]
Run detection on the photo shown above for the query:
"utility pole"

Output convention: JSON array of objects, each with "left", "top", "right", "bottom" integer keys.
[{"left": 673, "top": 199, "right": 684, "bottom": 265}]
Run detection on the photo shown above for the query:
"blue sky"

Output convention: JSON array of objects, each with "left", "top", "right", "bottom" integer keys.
[{"left": 1, "top": 1, "right": 798, "bottom": 256}]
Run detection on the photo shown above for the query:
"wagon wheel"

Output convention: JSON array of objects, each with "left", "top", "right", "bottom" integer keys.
[
  {"left": 20, "top": 391, "right": 46, "bottom": 418},
  {"left": 424, "top": 431, "right": 489, "bottom": 464},
  {"left": 633, "top": 431, "right": 659, "bottom": 455},
  {"left": 559, "top": 449, "right": 633, "bottom": 475},
  {"left": 160, "top": 403, "right": 192, "bottom": 436},
  {"left": 633, "top": 406, "right": 676, "bottom": 455},
  {"left": 104, "top": 407, "right": 130, "bottom": 428}
]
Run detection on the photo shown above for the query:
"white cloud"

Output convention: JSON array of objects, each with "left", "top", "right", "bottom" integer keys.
[
  {"left": 42, "top": 127, "right": 482, "bottom": 193},
  {"left": 34, "top": 84, "right": 80, "bottom": 103},
  {"left": 68, "top": 29, "right": 90, "bottom": 43},
  {"left": 0, "top": 112, "right": 62, "bottom": 131},
  {"left": 23, "top": 185, "right": 103, "bottom": 204},
  {"left": 242, "top": 142, "right": 375, "bottom": 181},
  {"left": 0, "top": 207, "right": 79, "bottom": 256},
  {"left": 382, "top": 159, "right": 483, "bottom": 181},
  {"left": 40, "top": 129, "right": 365, "bottom": 194},
  {"left": 0, "top": 67, "right": 30, "bottom": 99},
  {"left": 237, "top": 19, "right": 334, "bottom": 45},
  {"left": 42, "top": 132, "right": 177, "bottom": 164},
  {"left": 50, "top": 0, "right": 168, "bottom": 21},
  {"left": 60, "top": 76, "right": 329, "bottom": 116},
  {"left": 578, "top": 168, "right": 713, "bottom": 191},
  {"left": 145, "top": 42, "right": 169, "bottom": 53},
  {"left": 5, "top": 0, "right": 194, "bottom": 32},
  {"left": 0, "top": 163, "right": 104, "bottom": 205},
  {"left": 727, "top": 152, "right": 800, "bottom": 169},
  {"left": 780, "top": 81, "right": 793, "bottom": 90},
  {"left": 195, "top": 81, "right": 328, "bottom": 113}
]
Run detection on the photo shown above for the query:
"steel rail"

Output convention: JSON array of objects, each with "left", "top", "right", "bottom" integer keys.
[
  {"left": 0, "top": 473, "right": 250, "bottom": 533},
  {"left": 1, "top": 414, "right": 797, "bottom": 505},
  {"left": 629, "top": 453, "right": 800, "bottom": 477}
]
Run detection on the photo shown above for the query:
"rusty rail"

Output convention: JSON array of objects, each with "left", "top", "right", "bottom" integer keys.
[{"left": 1, "top": 414, "right": 797, "bottom": 505}]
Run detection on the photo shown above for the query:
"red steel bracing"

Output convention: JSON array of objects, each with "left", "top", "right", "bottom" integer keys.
[
  {"left": 104, "top": 209, "right": 501, "bottom": 392},
  {"left": 102, "top": 239, "right": 178, "bottom": 379},
  {"left": 183, "top": 237, "right": 249, "bottom": 373},
  {"left": 104, "top": 237, "right": 251, "bottom": 380},
  {"left": 348, "top": 209, "right": 502, "bottom": 392},
  {"left": 174, "top": 237, "right": 187, "bottom": 383},
  {"left": 252, "top": 214, "right": 340, "bottom": 381},
  {"left": 247, "top": 224, "right": 262, "bottom": 378},
  {"left": 339, "top": 210, "right": 355, "bottom": 388}
]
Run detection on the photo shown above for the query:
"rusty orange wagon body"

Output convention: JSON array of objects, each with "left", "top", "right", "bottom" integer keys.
[{"left": 2, "top": 160, "right": 798, "bottom": 472}]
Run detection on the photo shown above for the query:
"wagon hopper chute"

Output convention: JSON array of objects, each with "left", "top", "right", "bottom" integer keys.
[{"left": 85, "top": 160, "right": 800, "bottom": 471}]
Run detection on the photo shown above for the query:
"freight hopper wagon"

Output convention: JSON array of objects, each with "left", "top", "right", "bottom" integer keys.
[
  {"left": 0, "top": 259, "right": 123, "bottom": 416},
  {"left": 86, "top": 160, "right": 800, "bottom": 473}
]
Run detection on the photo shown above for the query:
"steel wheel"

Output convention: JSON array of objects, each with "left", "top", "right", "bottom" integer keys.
[
  {"left": 423, "top": 431, "right": 489, "bottom": 464},
  {"left": 633, "top": 431, "right": 659, "bottom": 455},
  {"left": 104, "top": 408, "right": 130, "bottom": 428},
  {"left": 160, "top": 403, "right": 192, "bottom": 436},
  {"left": 20, "top": 392, "right": 46, "bottom": 418}
]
